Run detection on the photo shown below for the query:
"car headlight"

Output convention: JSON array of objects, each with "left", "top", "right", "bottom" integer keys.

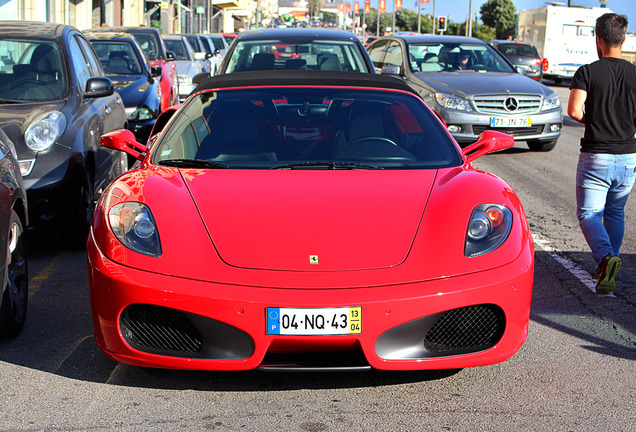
[
  {"left": 178, "top": 75, "right": 192, "bottom": 85},
  {"left": 542, "top": 93, "right": 561, "bottom": 111},
  {"left": 435, "top": 93, "right": 473, "bottom": 112},
  {"left": 24, "top": 111, "right": 67, "bottom": 152},
  {"left": 125, "top": 107, "right": 156, "bottom": 121},
  {"left": 465, "top": 204, "right": 513, "bottom": 257},
  {"left": 108, "top": 202, "right": 162, "bottom": 257}
]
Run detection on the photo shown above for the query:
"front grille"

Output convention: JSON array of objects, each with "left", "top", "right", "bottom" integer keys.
[
  {"left": 423, "top": 305, "right": 505, "bottom": 353},
  {"left": 120, "top": 304, "right": 203, "bottom": 353},
  {"left": 474, "top": 94, "right": 542, "bottom": 114},
  {"left": 473, "top": 124, "right": 544, "bottom": 137}
]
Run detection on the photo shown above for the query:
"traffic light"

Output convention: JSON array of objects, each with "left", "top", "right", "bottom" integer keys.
[{"left": 438, "top": 16, "right": 447, "bottom": 32}]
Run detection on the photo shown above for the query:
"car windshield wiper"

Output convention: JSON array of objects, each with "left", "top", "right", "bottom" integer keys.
[
  {"left": 157, "top": 159, "right": 231, "bottom": 169},
  {"left": 0, "top": 98, "right": 23, "bottom": 104},
  {"left": 271, "top": 161, "right": 381, "bottom": 170}
]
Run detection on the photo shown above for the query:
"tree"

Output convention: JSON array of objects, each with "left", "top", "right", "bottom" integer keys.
[{"left": 480, "top": 0, "right": 516, "bottom": 40}]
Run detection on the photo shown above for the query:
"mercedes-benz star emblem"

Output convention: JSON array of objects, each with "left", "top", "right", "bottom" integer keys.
[{"left": 504, "top": 97, "right": 519, "bottom": 112}]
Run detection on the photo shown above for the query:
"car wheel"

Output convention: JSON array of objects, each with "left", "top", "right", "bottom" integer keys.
[
  {"left": 527, "top": 139, "right": 558, "bottom": 152},
  {"left": 67, "top": 168, "right": 95, "bottom": 248},
  {"left": 0, "top": 210, "right": 28, "bottom": 339}
]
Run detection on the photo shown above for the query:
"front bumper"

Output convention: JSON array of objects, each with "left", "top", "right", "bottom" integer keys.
[
  {"left": 87, "top": 231, "right": 534, "bottom": 371},
  {"left": 440, "top": 108, "right": 562, "bottom": 145}
]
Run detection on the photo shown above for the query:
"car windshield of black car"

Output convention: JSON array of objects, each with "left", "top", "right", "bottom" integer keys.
[
  {"left": 0, "top": 39, "right": 68, "bottom": 101},
  {"left": 224, "top": 39, "right": 368, "bottom": 73},
  {"left": 152, "top": 88, "right": 462, "bottom": 170}
]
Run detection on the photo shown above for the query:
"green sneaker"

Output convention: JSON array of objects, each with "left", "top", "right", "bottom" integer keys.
[{"left": 595, "top": 255, "right": 621, "bottom": 295}]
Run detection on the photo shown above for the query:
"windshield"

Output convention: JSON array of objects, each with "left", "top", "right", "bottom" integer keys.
[
  {"left": 90, "top": 41, "right": 145, "bottom": 75},
  {"left": 225, "top": 39, "right": 370, "bottom": 72},
  {"left": 163, "top": 39, "right": 190, "bottom": 60},
  {"left": 408, "top": 42, "right": 515, "bottom": 73},
  {"left": 153, "top": 88, "right": 461, "bottom": 169},
  {"left": 209, "top": 35, "right": 226, "bottom": 51},
  {"left": 0, "top": 39, "right": 67, "bottom": 101},
  {"left": 129, "top": 31, "right": 161, "bottom": 61}
]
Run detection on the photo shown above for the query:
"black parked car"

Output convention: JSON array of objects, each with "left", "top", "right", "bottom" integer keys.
[
  {"left": 0, "top": 21, "right": 127, "bottom": 242},
  {"left": 490, "top": 40, "right": 544, "bottom": 81},
  {"left": 216, "top": 28, "right": 376, "bottom": 74},
  {"left": 0, "top": 128, "right": 28, "bottom": 339},
  {"left": 85, "top": 31, "right": 162, "bottom": 144}
]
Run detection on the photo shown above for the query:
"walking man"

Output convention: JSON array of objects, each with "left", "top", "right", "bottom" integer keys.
[{"left": 568, "top": 13, "right": 636, "bottom": 294}]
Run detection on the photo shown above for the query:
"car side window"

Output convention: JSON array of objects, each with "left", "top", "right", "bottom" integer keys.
[
  {"left": 368, "top": 40, "right": 389, "bottom": 70},
  {"left": 384, "top": 41, "right": 403, "bottom": 70},
  {"left": 67, "top": 36, "right": 93, "bottom": 91},
  {"left": 76, "top": 35, "right": 104, "bottom": 77}
]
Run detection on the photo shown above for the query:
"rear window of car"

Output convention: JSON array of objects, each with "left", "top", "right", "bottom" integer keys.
[
  {"left": 224, "top": 39, "right": 370, "bottom": 73},
  {"left": 497, "top": 44, "right": 540, "bottom": 58},
  {"left": 153, "top": 87, "right": 461, "bottom": 170}
]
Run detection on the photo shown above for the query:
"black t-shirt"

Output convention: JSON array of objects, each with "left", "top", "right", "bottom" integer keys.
[{"left": 570, "top": 57, "right": 636, "bottom": 153}]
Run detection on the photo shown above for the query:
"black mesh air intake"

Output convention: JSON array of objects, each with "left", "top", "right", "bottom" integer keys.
[
  {"left": 120, "top": 304, "right": 203, "bottom": 354},
  {"left": 423, "top": 305, "right": 505, "bottom": 353}
]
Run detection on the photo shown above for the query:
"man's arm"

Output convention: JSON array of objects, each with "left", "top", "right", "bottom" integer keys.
[{"left": 568, "top": 88, "right": 587, "bottom": 124}]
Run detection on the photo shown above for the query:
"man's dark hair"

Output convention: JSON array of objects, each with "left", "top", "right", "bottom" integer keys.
[{"left": 596, "top": 13, "right": 628, "bottom": 47}]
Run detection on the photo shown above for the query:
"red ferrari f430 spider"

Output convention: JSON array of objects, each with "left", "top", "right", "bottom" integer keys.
[{"left": 88, "top": 70, "right": 534, "bottom": 371}]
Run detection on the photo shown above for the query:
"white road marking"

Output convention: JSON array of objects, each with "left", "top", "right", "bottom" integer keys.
[{"left": 533, "top": 234, "right": 615, "bottom": 296}]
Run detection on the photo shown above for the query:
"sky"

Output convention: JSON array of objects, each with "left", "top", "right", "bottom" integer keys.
[{"left": 363, "top": 0, "right": 636, "bottom": 32}]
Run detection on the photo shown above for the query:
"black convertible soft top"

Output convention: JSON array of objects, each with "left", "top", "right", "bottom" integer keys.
[{"left": 191, "top": 70, "right": 419, "bottom": 96}]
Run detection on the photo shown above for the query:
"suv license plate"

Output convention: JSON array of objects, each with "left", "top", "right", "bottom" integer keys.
[
  {"left": 267, "top": 307, "right": 362, "bottom": 335},
  {"left": 490, "top": 117, "right": 531, "bottom": 128}
]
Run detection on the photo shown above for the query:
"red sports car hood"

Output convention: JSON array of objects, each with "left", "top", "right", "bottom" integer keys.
[{"left": 183, "top": 170, "right": 437, "bottom": 271}]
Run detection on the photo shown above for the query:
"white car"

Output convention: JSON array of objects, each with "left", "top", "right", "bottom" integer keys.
[{"left": 161, "top": 35, "right": 205, "bottom": 102}]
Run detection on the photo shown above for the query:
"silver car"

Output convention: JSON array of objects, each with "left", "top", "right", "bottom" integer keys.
[
  {"left": 161, "top": 35, "right": 205, "bottom": 102},
  {"left": 368, "top": 35, "right": 562, "bottom": 151}
]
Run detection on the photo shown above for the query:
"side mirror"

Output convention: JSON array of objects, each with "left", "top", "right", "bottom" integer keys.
[
  {"left": 205, "top": 52, "right": 214, "bottom": 59},
  {"left": 85, "top": 77, "right": 114, "bottom": 98},
  {"left": 462, "top": 130, "right": 514, "bottom": 163},
  {"left": 516, "top": 65, "right": 528, "bottom": 75},
  {"left": 101, "top": 129, "right": 148, "bottom": 161},
  {"left": 214, "top": 48, "right": 221, "bottom": 56},
  {"left": 166, "top": 51, "right": 176, "bottom": 61},
  {"left": 381, "top": 64, "right": 401, "bottom": 75},
  {"left": 150, "top": 66, "right": 162, "bottom": 78}
]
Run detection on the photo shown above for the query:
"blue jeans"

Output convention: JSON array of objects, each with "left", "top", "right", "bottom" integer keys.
[{"left": 576, "top": 152, "right": 636, "bottom": 263}]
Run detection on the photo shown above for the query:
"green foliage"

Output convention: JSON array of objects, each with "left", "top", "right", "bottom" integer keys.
[
  {"left": 362, "top": 9, "right": 434, "bottom": 35},
  {"left": 480, "top": 0, "right": 516, "bottom": 39},
  {"left": 322, "top": 11, "right": 337, "bottom": 23},
  {"left": 474, "top": 25, "right": 497, "bottom": 42}
]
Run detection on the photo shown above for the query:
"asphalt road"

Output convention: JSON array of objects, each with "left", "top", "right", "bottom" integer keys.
[{"left": 0, "top": 84, "right": 634, "bottom": 431}]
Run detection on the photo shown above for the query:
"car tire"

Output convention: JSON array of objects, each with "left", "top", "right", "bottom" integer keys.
[
  {"left": 67, "top": 168, "right": 95, "bottom": 248},
  {"left": 0, "top": 210, "right": 28, "bottom": 339},
  {"left": 527, "top": 139, "right": 557, "bottom": 152}
]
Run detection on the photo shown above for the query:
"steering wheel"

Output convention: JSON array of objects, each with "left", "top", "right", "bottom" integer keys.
[
  {"left": 345, "top": 136, "right": 398, "bottom": 148},
  {"left": 12, "top": 80, "right": 56, "bottom": 97},
  {"left": 471, "top": 64, "right": 487, "bottom": 70}
]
